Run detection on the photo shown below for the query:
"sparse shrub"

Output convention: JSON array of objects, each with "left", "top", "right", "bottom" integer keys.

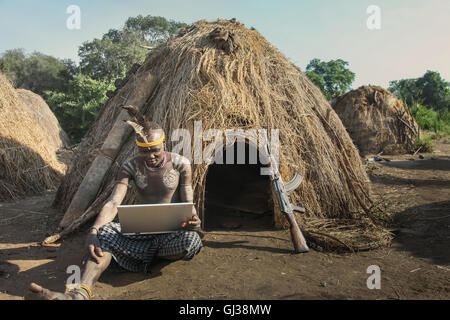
[{"left": 415, "top": 135, "right": 434, "bottom": 152}]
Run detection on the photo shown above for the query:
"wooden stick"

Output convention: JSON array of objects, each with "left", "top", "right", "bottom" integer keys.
[
  {"left": 139, "top": 45, "right": 155, "bottom": 50},
  {"left": 413, "top": 146, "right": 422, "bottom": 156},
  {"left": 43, "top": 183, "right": 115, "bottom": 245},
  {"left": 397, "top": 115, "right": 418, "bottom": 135},
  {"left": 292, "top": 205, "right": 306, "bottom": 213},
  {"left": 305, "top": 230, "right": 354, "bottom": 252}
]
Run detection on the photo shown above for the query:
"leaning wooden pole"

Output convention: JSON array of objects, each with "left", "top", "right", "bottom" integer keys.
[
  {"left": 58, "top": 71, "right": 159, "bottom": 229},
  {"left": 43, "top": 183, "right": 115, "bottom": 245}
]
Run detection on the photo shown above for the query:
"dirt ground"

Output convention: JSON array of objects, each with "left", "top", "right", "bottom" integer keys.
[{"left": 0, "top": 142, "right": 449, "bottom": 300}]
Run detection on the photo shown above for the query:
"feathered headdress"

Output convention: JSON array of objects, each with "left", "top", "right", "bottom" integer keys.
[
  {"left": 123, "top": 105, "right": 148, "bottom": 143},
  {"left": 122, "top": 105, "right": 165, "bottom": 147}
]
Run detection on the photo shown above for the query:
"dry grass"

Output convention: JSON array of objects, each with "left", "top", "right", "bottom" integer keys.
[
  {"left": 331, "top": 86, "right": 419, "bottom": 156},
  {"left": 55, "top": 19, "right": 392, "bottom": 251},
  {"left": 0, "top": 73, "right": 67, "bottom": 201},
  {"left": 17, "top": 89, "right": 71, "bottom": 148}
]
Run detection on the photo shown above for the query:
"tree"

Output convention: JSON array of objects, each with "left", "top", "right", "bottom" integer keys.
[
  {"left": 305, "top": 58, "right": 355, "bottom": 100},
  {"left": 416, "top": 71, "right": 449, "bottom": 111},
  {"left": 78, "top": 30, "right": 146, "bottom": 81},
  {"left": 45, "top": 75, "right": 114, "bottom": 143},
  {"left": 388, "top": 70, "right": 449, "bottom": 111},
  {"left": 388, "top": 78, "right": 422, "bottom": 107},
  {"left": 79, "top": 15, "right": 187, "bottom": 80},
  {"left": 124, "top": 15, "right": 187, "bottom": 44},
  {"left": 0, "top": 48, "right": 26, "bottom": 85},
  {"left": 0, "top": 49, "right": 76, "bottom": 95}
]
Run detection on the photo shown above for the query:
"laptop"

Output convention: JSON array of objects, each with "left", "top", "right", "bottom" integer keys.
[{"left": 118, "top": 202, "right": 194, "bottom": 235}]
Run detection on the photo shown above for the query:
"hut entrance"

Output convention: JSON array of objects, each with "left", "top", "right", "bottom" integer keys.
[{"left": 203, "top": 141, "right": 273, "bottom": 230}]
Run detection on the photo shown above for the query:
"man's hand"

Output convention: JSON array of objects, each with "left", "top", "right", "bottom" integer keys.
[
  {"left": 82, "top": 231, "right": 104, "bottom": 267},
  {"left": 181, "top": 215, "right": 201, "bottom": 231}
]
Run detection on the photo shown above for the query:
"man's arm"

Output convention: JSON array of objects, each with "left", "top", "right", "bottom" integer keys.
[
  {"left": 177, "top": 157, "right": 201, "bottom": 230},
  {"left": 90, "top": 179, "right": 129, "bottom": 232},
  {"left": 180, "top": 183, "right": 201, "bottom": 230},
  {"left": 83, "top": 179, "right": 129, "bottom": 264}
]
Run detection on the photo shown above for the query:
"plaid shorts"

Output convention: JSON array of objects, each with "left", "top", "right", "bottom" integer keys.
[{"left": 98, "top": 222, "right": 203, "bottom": 273}]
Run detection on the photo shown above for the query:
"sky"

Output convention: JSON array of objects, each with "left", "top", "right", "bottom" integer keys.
[{"left": 0, "top": 0, "right": 449, "bottom": 89}]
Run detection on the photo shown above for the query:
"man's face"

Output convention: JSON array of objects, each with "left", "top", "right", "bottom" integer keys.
[{"left": 137, "top": 130, "right": 165, "bottom": 167}]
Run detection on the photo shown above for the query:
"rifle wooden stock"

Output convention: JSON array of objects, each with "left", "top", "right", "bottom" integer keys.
[
  {"left": 272, "top": 178, "right": 309, "bottom": 253},
  {"left": 285, "top": 211, "right": 309, "bottom": 253}
]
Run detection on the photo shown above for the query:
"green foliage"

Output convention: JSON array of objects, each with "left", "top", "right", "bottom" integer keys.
[
  {"left": 389, "top": 70, "right": 450, "bottom": 112},
  {"left": 45, "top": 75, "right": 114, "bottom": 143},
  {"left": 409, "top": 102, "right": 439, "bottom": 131},
  {"left": 415, "top": 135, "right": 434, "bottom": 153},
  {"left": 437, "top": 109, "right": 450, "bottom": 136},
  {"left": 416, "top": 71, "right": 450, "bottom": 111},
  {"left": 0, "top": 49, "right": 76, "bottom": 95},
  {"left": 407, "top": 101, "right": 450, "bottom": 135},
  {"left": 124, "top": 15, "right": 187, "bottom": 44},
  {"left": 388, "top": 78, "right": 422, "bottom": 107},
  {"left": 79, "top": 15, "right": 187, "bottom": 80},
  {"left": 305, "top": 58, "right": 355, "bottom": 100},
  {"left": 392, "top": 71, "right": 450, "bottom": 139},
  {"left": 1, "top": 14, "right": 188, "bottom": 145},
  {"left": 1, "top": 15, "right": 188, "bottom": 145},
  {"left": 78, "top": 31, "right": 146, "bottom": 81},
  {"left": 0, "top": 48, "right": 26, "bottom": 84}
]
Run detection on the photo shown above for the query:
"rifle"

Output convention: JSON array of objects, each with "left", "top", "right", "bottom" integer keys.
[{"left": 261, "top": 130, "right": 309, "bottom": 253}]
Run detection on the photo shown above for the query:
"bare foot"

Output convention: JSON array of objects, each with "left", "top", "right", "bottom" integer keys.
[{"left": 25, "top": 283, "right": 88, "bottom": 300}]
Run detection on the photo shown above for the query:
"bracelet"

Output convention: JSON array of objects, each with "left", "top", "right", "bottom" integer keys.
[
  {"left": 79, "top": 285, "right": 92, "bottom": 299},
  {"left": 116, "top": 180, "right": 129, "bottom": 187},
  {"left": 89, "top": 226, "right": 99, "bottom": 234}
]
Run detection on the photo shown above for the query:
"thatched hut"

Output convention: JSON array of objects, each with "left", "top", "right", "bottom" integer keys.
[
  {"left": 50, "top": 19, "right": 391, "bottom": 251},
  {"left": 0, "top": 73, "right": 68, "bottom": 201},
  {"left": 331, "top": 86, "right": 419, "bottom": 156}
]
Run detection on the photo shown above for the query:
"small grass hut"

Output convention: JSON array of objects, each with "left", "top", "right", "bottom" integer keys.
[
  {"left": 0, "top": 73, "right": 68, "bottom": 201},
  {"left": 49, "top": 19, "right": 391, "bottom": 251},
  {"left": 331, "top": 86, "right": 419, "bottom": 156}
]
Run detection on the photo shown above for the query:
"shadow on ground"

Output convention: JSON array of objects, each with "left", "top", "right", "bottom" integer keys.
[
  {"left": 379, "top": 158, "right": 450, "bottom": 171},
  {"left": 393, "top": 200, "right": 450, "bottom": 266},
  {"left": 203, "top": 239, "right": 292, "bottom": 255},
  {"left": 371, "top": 174, "right": 450, "bottom": 187}
]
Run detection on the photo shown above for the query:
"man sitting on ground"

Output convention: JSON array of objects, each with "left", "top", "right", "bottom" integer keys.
[{"left": 26, "top": 108, "right": 202, "bottom": 300}]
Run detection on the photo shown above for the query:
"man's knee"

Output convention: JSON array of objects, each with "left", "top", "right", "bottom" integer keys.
[
  {"left": 183, "top": 230, "right": 202, "bottom": 245},
  {"left": 158, "top": 231, "right": 202, "bottom": 260},
  {"left": 182, "top": 231, "right": 203, "bottom": 259}
]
